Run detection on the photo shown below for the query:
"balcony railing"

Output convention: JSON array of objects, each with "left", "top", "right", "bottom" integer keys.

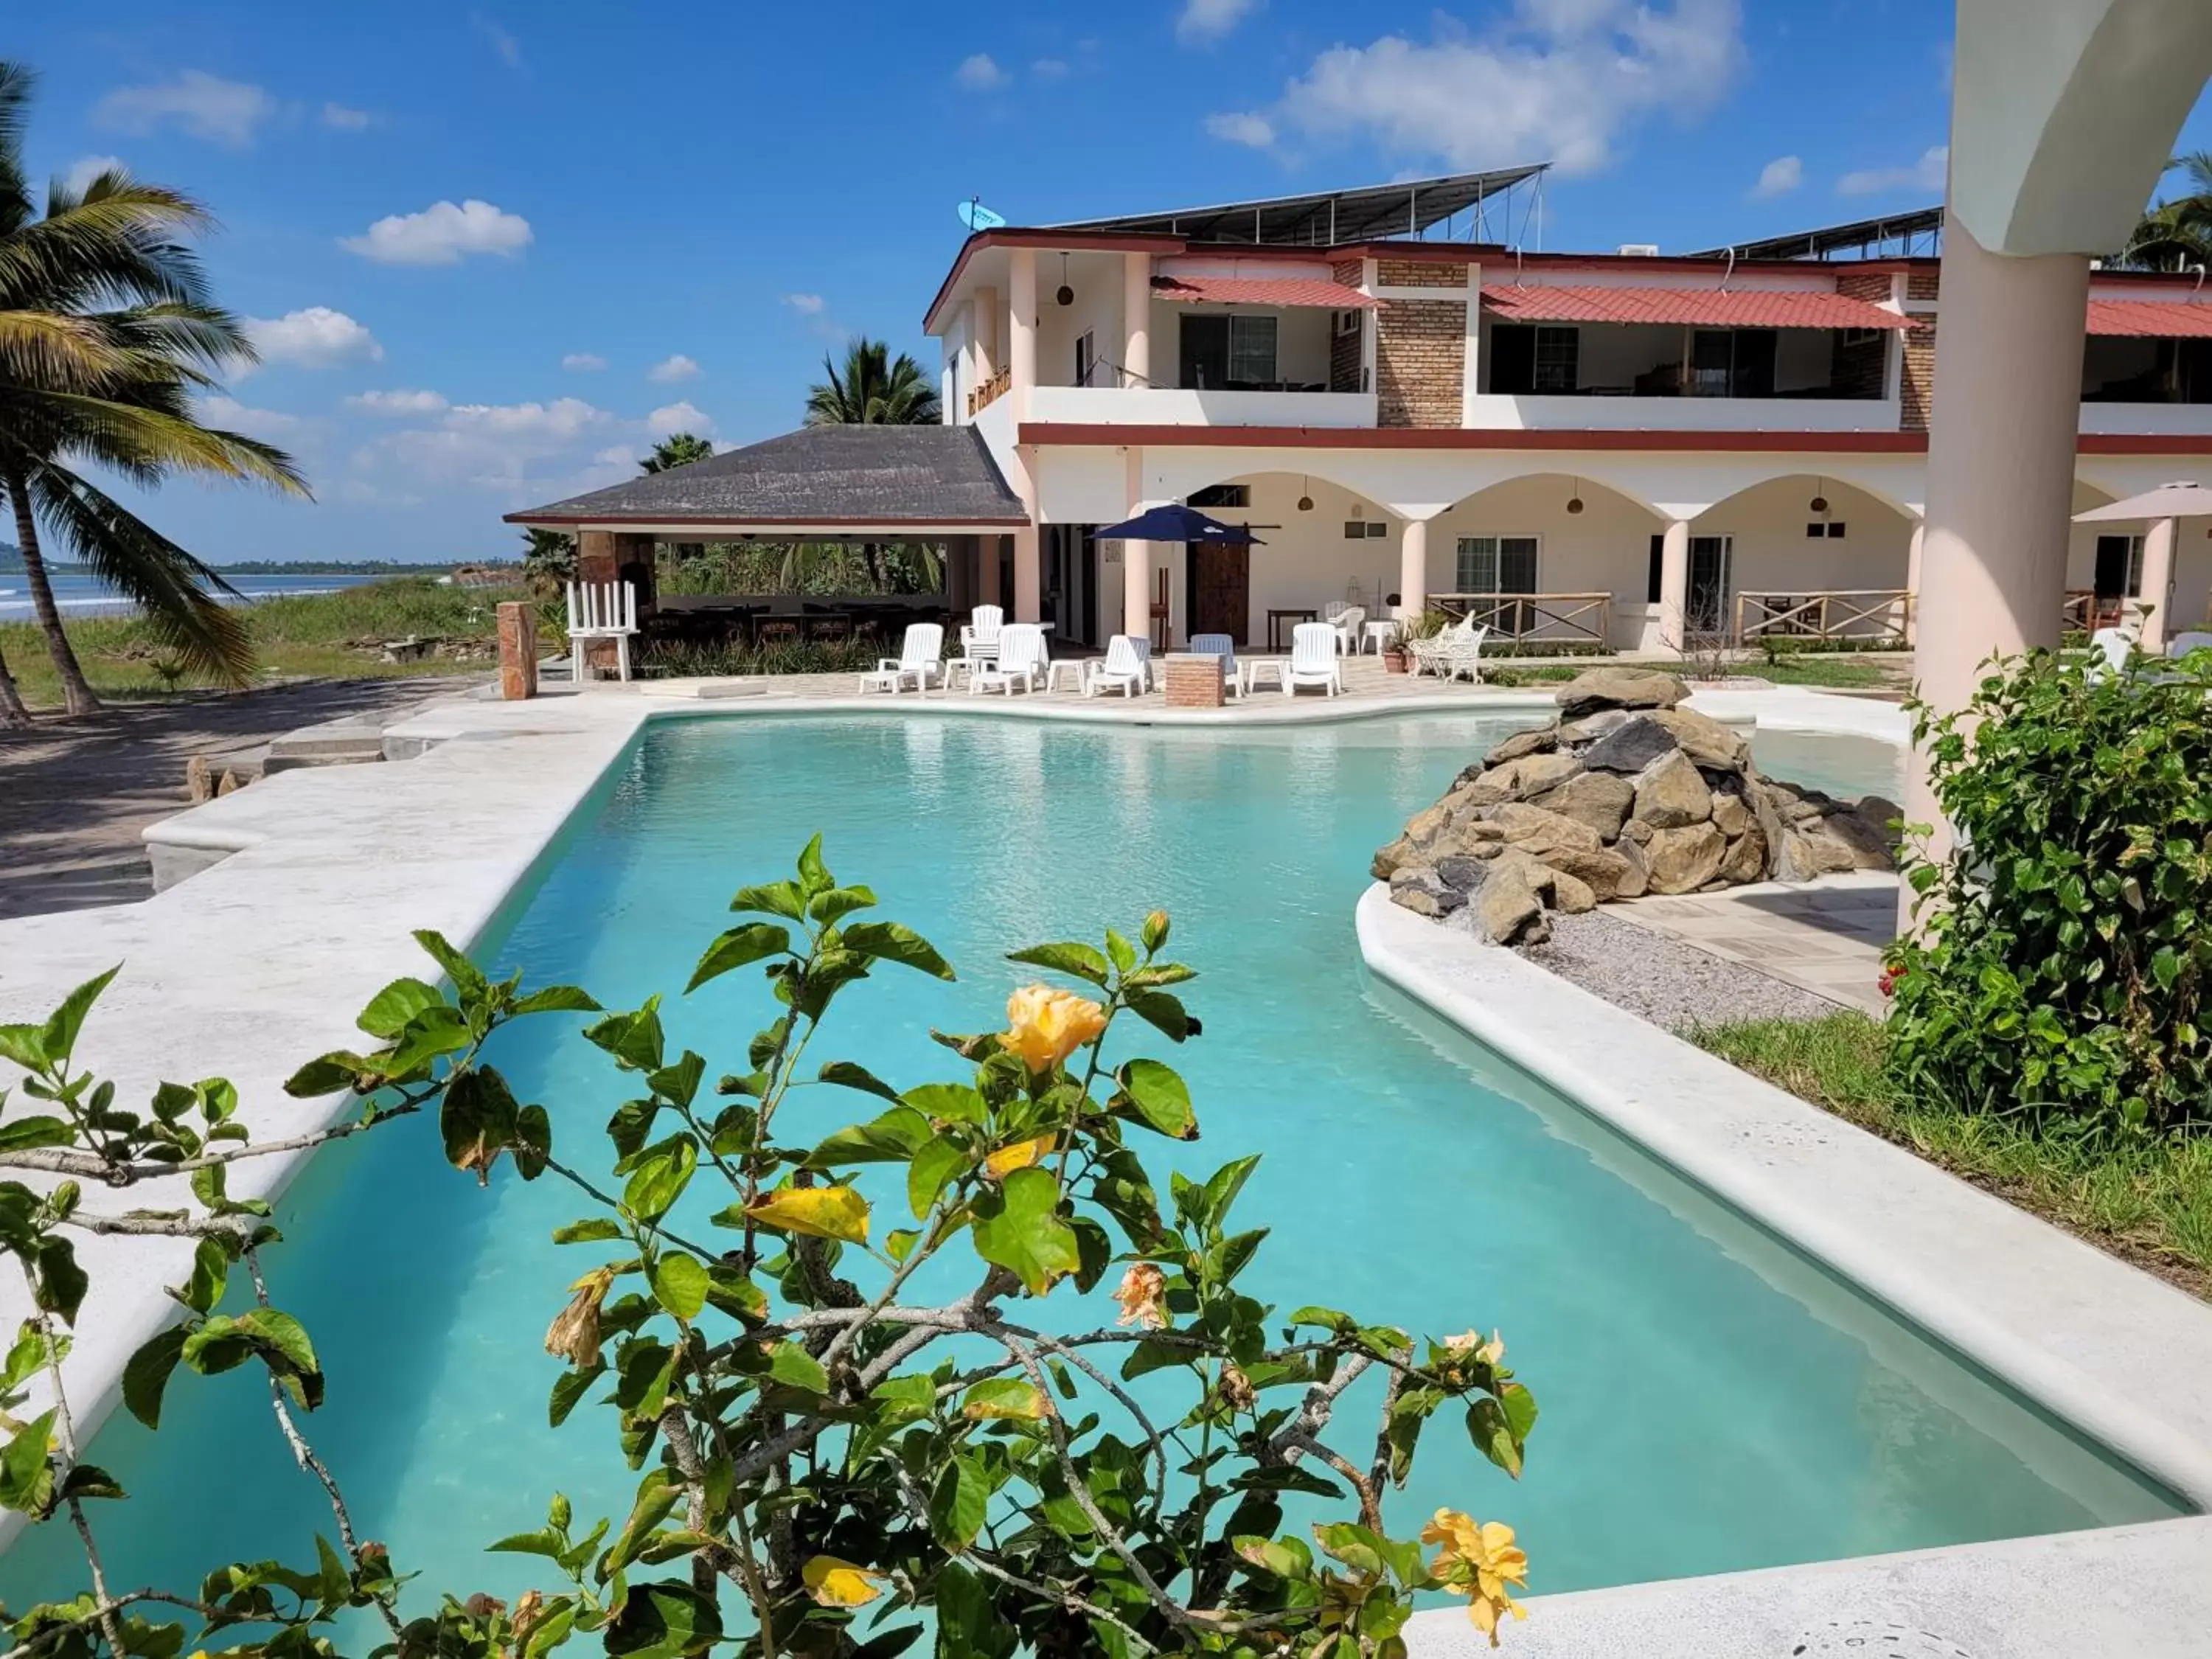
[
  {"left": 1464, "top": 392, "right": 1903, "bottom": 434},
  {"left": 1432, "top": 591, "right": 1612, "bottom": 647},
  {"left": 1733, "top": 589, "right": 1910, "bottom": 647},
  {"left": 1025, "top": 386, "right": 1377, "bottom": 428}
]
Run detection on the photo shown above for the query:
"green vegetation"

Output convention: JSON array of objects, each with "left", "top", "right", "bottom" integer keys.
[
  {"left": 2121, "top": 150, "right": 2212, "bottom": 270},
  {"left": 1688, "top": 1012, "right": 2212, "bottom": 1297},
  {"left": 0, "top": 577, "right": 520, "bottom": 708},
  {"left": 641, "top": 635, "right": 881, "bottom": 678},
  {"left": 640, "top": 432, "right": 715, "bottom": 473},
  {"left": 1889, "top": 647, "right": 2212, "bottom": 1131},
  {"left": 656, "top": 540, "right": 943, "bottom": 597},
  {"left": 1, "top": 843, "right": 1543, "bottom": 1657},
  {"left": 0, "top": 60, "right": 306, "bottom": 724},
  {"left": 804, "top": 335, "right": 941, "bottom": 428}
]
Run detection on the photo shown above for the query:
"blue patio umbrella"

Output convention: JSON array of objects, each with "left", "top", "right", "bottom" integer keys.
[{"left": 1093, "top": 503, "right": 1265, "bottom": 545}]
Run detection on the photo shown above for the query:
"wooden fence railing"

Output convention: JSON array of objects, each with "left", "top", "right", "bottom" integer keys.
[
  {"left": 1430, "top": 591, "right": 1612, "bottom": 647},
  {"left": 1733, "top": 589, "right": 1910, "bottom": 647},
  {"left": 2062, "top": 588, "right": 2129, "bottom": 633}
]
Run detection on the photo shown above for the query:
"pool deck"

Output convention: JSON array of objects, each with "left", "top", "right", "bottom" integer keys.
[{"left": 10, "top": 677, "right": 2212, "bottom": 1655}]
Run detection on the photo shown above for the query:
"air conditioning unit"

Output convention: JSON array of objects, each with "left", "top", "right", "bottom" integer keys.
[{"left": 1617, "top": 243, "right": 1660, "bottom": 257}]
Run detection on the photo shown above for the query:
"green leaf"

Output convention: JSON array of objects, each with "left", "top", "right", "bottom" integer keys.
[
  {"left": 1116, "top": 1058, "right": 1198, "bottom": 1140},
  {"left": 902, "top": 1082, "right": 986, "bottom": 1125},
  {"left": 1124, "top": 989, "right": 1196, "bottom": 1043},
  {"left": 796, "top": 833, "right": 832, "bottom": 897},
  {"left": 183, "top": 1236, "right": 230, "bottom": 1315},
  {"left": 650, "top": 1254, "right": 709, "bottom": 1321},
  {"left": 729, "top": 880, "right": 807, "bottom": 921},
  {"left": 356, "top": 977, "right": 445, "bottom": 1040},
  {"left": 685, "top": 923, "right": 792, "bottom": 995},
  {"left": 510, "top": 985, "right": 604, "bottom": 1016},
  {"left": 604, "top": 1580, "right": 722, "bottom": 1659},
  {"left": 810, "top": 885, "right": 878, "bottom": 924},
  {"left": 553, "top": 1218, "right": 625, "bottom": 1245},
  {"left": 971, "top": 1166, "right": 1081, "bottom": 1295},
  {"left": 807, "top": 1106, "right": 932, "bottom": 1169},
  {"left": 585, "top": 1000, "right": 666, "bottom": 1072},
  {"left": 40, "top": 968, "right": 119, "bottom": 1064},
  {"left": 549, "top": 1363, "right": 605, "bottom": 1427},
  {"left": 841, "top": 921, "right": 955, "bottom": 981},
  {"left": 122, "top": 1328, "right": 189, "bottom": 1430},
  {"left": 282, "top": 1051, "right": 379, "bottom": 1099},
  {"left": 0, "top": 1411, "right": 54, "bottom": 1515},
  {"left": 31, "top": 1239, "right": 87, "bottom": 1324},
  {"left": 412, "top": 930, "right": 488, "bottom": 1002},
  {"left": 234, "top": 1309, "right": 319, "bottom": 1377},
  {"left": 0, "top": 1118, "right": 75, "bottom": 1153},
  {"left": 1006, "top": 942, "right": 1111, "bottom": 987},
  {"left": 908, "top": 1136, "right": 969, "bottom": 1220},
  {"left": 624, "top": 1135, "right": 699, "bottom": 1220},
  {"left": 1467, "top": 1395, "right": 1526, "bottom": 1479},
  {"left": 765, "top": 1343, "right": 830, "bottom": 1395},
  {"left": 817, "top": 1059, "right": 902, "bottom": 1103},
  {"left": 960, "top": 1379, "right": 1048, "bottom": 1422},
  {"left": 928, "top": 1455, "right": 988, "bottom": 1550}
]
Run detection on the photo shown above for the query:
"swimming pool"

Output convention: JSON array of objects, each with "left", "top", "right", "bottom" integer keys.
[{"left": 2, "top": 711, "right": 2179, "bottom": 1616}]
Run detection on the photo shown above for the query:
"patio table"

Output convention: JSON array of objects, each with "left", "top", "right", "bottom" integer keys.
[
  {"left": 1362, "top": 619, "right": 1399, "bottom": 654},
  {"left": 1265, "top": 608, "right": 1318, "bottom": 650},
  {"left": 1240, "top": 657, "right": 1289, "bottom": 695}
]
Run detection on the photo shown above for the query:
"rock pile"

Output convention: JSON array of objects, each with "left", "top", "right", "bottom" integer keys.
[{"left": 1374, "top": 667, "right": 1899, "bottom": 945}]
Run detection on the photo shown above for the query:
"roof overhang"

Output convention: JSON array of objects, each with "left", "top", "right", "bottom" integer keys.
[
  {"left": 1481, "top": 285, "right": 1911, "bottom": 330},
  {"left": 2086, "top": 299, "right": 2212, "bottom": 338},
  {"left": 503, "top": 516, "right": 1029, "bottom": 538},
  {"left": 1152, "top": 275, "right": 1383, "bottom": 309}
]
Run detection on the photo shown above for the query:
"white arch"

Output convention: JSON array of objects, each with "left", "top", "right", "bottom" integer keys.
[{"left": 1692, "top": 470, "right": 1922, "bottom": 526}]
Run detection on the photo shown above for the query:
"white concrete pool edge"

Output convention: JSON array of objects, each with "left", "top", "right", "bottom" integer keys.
[{"left": 1358, "top": 882, "right": 2212, "bottom": 1654}]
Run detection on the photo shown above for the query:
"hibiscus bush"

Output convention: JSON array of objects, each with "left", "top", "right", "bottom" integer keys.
[
  {"left": 0, "top": 838, "right": 1537, "bottom": 1659},
  {"left": 1888, "top": 646, "right": 2212, "bottom": 1133}
]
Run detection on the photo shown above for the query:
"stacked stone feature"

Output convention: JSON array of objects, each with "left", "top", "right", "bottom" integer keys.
[{"left": 1373, "top": 667, "right": 1901, "bottom": 945}]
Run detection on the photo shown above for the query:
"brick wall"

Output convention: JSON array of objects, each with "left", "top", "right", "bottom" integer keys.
[
  {"left": 1331, "top": 258, "right": 1363, "bottom": 288},
  {"left": 1377, "top": 258, "right": 1467, "bottom": 288},
  {"left": 1377, "top": 299, "right": 1465, "bottom": 427},
  {"left": 1330, "top": 312, "right": 1364, "bottom": 393},
  {"left": 1900, "top": 319, "right": 1937, "bottom": 431},
  {"left": 1834, "top": 274, "right": 1890, "bottom": 302},
  {"left": 1905, "top": 268, "right": 1941, "bottom": 302}
]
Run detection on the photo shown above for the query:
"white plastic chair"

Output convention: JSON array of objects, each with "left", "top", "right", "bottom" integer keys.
[
  {"left": 1284, "top": 622, "right": 1343, "bottom": 698},
  {"left": 972, "top": 604, "right": 1004, "bottom": 636},
  {"left": 2166, "top": 629, "right": 2212, "bottom": 659},
  {"left": 857, "top": 622, "right": 944, "bottom": 695},
  {"left": 1086, "top": 634, "right": 1150, "bottom": 698},
  {"left": 1329, "top": 605, "right": 1366, "bottom": 656},
  {"left": 971, "top": 622, "right": 1046, "bottom": 695},
  {"left": 1188, "top": 632, "right": 1242, "bottom": 698},
  {"left": 2087, "top": 626, "right": 2134, "bottom": 681},
  {"left": 566, "top": 580, "right": 638, "bottom": 684}
]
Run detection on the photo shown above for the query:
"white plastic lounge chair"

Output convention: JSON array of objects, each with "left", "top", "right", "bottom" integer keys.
[
  {"left": 1086, "top": 634, "right": 1150, "bottom": 698},
  {"left": 971, "top": 622, "right": 1046, "bottom": 695},
  {"left": 1329, "top": 605, "right": 1366, "bottom": 656},
  {"left": 857, "top": 622, "right": 944, "bottom": 695},
  {"left": 2088, "top": 626, "right": 2134, "bottom": 681},
  {"left": 1284, "top": 622, "right": 1343, "bottom": 697},
  {"left": 1188, "top": 632, "right": 1242, "bottom": 698},
  {"left": 2166, "top": 629, "right": 2212, "bottom": 659},
  {"left": 565, "top": 580, "right": 637, "bottom": 684}
]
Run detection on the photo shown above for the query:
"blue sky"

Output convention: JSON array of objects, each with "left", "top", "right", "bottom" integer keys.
[{"left": 13, "top": 1, "right": 2211, "bottom": 564}]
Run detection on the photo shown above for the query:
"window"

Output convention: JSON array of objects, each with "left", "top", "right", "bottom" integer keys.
[
  {"left": 1454, "top": 535, "right": 1539, "bottom": 594},
  {"left": 1190, "top": 484, "right": 1250, "bottom": 508},
  {"left": 1826, "top": 521, "right": 1846, "bottom": 539},
  {"left": 1334, "top": 309, "right": 1363, "bottom": 337},
  {"left": 1691, "top": 329, "right": 1777, "bottom": 397},
  {"left": 1074, "top": 330, "right": 1096, "bottom": 388},
  {"left": 1804, "top": 521, "right": 1848, "bottom": 540},
  {"left": 1178, "top": 313, "right": 1279, "bottom": 387},
  {"left": 1533, "top": 327, "right": 1579, "bottom": 393},
  {"left": 1342, "top": 521, "right": 1387, "bottom": 540},
  {"left": 1228, "top": 315, "right": 1278, "bottom": 384},
  {"left": 2093, "top": 533, "right": 2146, "bottom": 600},
  {"left": 1840, "top": 326, "right": 1882, "bottom": 347}
]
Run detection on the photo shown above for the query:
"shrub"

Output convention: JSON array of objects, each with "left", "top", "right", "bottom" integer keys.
[
  {"left": 0, "top": 841, "right": 1540, "bottom": 1658},
  {"left": 1888, "top": 647, "right": 2212, "bottom": 1132}
]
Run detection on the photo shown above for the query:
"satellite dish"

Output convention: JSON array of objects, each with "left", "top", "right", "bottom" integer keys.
[{"left": 958, "top": 198, "right": 1008, "bottom": 232}]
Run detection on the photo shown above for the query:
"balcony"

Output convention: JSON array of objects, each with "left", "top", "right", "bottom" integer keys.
[
  {"left": 1465, "top": 392, "right": 1904, "bottom": 434},
  {"left": 1026, "top": 385, "right": 1379, "bottom": 428}
]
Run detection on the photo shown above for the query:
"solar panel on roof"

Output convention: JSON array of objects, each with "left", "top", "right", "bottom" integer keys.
[{"left": 1048, "top": 166, "right": 1548, "bottom": 246}]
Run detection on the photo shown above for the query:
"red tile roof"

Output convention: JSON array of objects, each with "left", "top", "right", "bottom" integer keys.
[
  {"left": 1481, "top": 284, "right": 1910, "bottom": 330},
  {"left": 1151, "top": 275, "right": 1382, "bottom": 309},
  {"left": 2087, "top": 299, "right": 2212, "bottom": 338}
]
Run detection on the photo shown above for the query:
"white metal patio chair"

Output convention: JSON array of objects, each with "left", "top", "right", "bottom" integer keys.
[
  {"left": 1284, "top": 622, "right": 1343, "bottom": 698},
  {"left": 857, "top": 622, "right": 945, "bottom": 695},
  {"left": 971, "top": 622, "right": 1046, "bottom": 695},
  {"left": 1086, "top": 634, "right": 1151, "bottom": 698},
  {"left": 1433, "top": 620, "right": 1490, "bottom": 684},
  {"left": 1328, "top": 605, "right": 1366, "bottom": 656},
  {"left": 565, "top": 580, "right": 638, "bottom": 684},
  {"left": 1188, "top": 632, "right": 1243, "bottom": 698}
]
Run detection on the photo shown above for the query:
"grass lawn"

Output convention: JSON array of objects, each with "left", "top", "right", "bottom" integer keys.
[
  {"left": 1688, "top": 1012, "right": 2212, "bottom": 1299},
  {"left": 0, "top": 577, "right": 528, "bottom": 709}
]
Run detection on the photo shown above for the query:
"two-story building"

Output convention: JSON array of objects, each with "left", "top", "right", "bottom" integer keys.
[{"left": 515, "top": 168, "right": 2212, "bottom": 658}]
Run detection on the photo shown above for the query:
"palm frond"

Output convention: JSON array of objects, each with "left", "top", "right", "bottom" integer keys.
[
  {"left": 0, "top": 307, "right": 134, "bottom": 386},
  {"left": 0, "top": 62, "right": 33, "bottom": 236},
  {"left": 27, "top": 460, "right": 253, "bottom": 684},
  {"left": 21, "top": 390, "right": 310, "bottom": 494}
]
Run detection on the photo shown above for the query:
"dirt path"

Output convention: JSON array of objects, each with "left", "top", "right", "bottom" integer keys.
[{"left": 0, "top": 676, "right": 481, "bottom": 919}]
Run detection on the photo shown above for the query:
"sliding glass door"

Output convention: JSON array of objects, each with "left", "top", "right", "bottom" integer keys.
[{"left": 1455, "top": 535, "right": 1540, "bottom": 634}]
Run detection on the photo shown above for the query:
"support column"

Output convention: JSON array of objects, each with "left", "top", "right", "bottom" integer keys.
[
  {"left": 1658, "top": 520, "right": 1691, "bottom": 653},
  {"left": 1905, "top": 521, "right": 1925, "bottom": 645},
  {"left": 1012, "top": 526, "right": 1041, "bottom": 624},
  {"left": 2137, "top": 515, "right": 2179, "bottom": 653},
  {"left": 973, "top": 289, "right": 998, "bottom": 383},
  {"left": 1008, "top": 249, "right": 1037, "bottom": 417},
  {"left": 1398, "top": 519, "right": 1429, "bottom": 617},
  {"left": 1121, "top": 253, "right": 1152, "bottom": 387},
  {"left": 1123, "top": 543, "right": 1152, "bottom": 642},
  {"left": 1908, "top": 216, "right": 2092, "bottom": 866}
]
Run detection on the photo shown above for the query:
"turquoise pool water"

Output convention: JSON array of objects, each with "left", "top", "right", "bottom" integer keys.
[{"left": 4, "top": 712, "right": 2180, "bottom": 1618}]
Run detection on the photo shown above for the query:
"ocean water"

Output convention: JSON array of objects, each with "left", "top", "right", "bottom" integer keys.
[
  {"left": 0, "top": 712, "right": 2177, "bottom": 1627},
  {"left": 0, "top": 571, "right": 386, "bottom": 622}
]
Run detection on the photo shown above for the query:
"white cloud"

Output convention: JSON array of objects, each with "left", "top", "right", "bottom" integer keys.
[
  {"left": 1838, "top": 145, "right": 1948, "bottom": 197},
  {"left": 647, "top": 353, "right": 701, "bottom": 383},
  {"left": 322, "top": 102, "right": 372, "bottom": 131},
  {"left": 474, "top": 13, "right": 524, "bottom": 68},
  {"left": 445, "top": 398, "right": 608, "bottom": 439},
  {"left": 1751, "top": 154, "right": 1803, "bottom": 199},
  {"left": 346, "top": 388, "right": 448, "bottom": 416},
  {"left": 245, "top": 307, "right": 383, "bottom": 369},
  {"left": 647, "top": 400, "right": 714, "bottom": 437},
  {"left": 593, "top": 444, "right": 641, "bottom": 467},
  {"left": 358, "top": 396, "right": 614, "bottom": 494},
  {"left": 63, "top": 155, "right": 127, "bottom": 194},
  {"left": 1205, "top": 111, "right": 1276, "bottom": 149},
  {"left": 1178, "top": 0, "right": 1262, "bottom": 44},
  {"left": 94, "top": 71, "right": 276, "bottom": 147},
  {"left": 1032, "top": 58, "right": 1069, "bottom": 80},
  {"left": 561, "top": 352, "right": 608, "bottom": 371},
  {"left": 956, "top": 53, "right": 1009, "bottom": 90},
  {"left": 341, "top": 198, "right": 532, "bottom": 265},
  {"left": 200, "top": 394, "right": 302, "bottom": 438},
  {"left": 782, "top": 293, "right": 826, "bottom": 315},
  {"left": 1204, "top": 0, "right": 1745, "bottom": 177}
]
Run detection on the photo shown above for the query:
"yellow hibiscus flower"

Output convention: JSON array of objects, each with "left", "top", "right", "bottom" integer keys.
[
  {"left": 1001, "top": 984, "right": 1108, "bottom": 1073},
  {"left": 1422, "top": 1509, "right": 1529, "bottom": 1647}
]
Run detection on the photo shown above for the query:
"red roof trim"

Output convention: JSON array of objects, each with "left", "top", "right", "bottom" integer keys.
[
  {"left": 1481, "top": 284, "right": 1910, "bottom": 330},
  {"left": 1153, "top": 275, "right": 1383, "bottom": 309},
  {"left": 501, "top": 511, "right": 1032, "bottom": 527},
  {"left": 2086, "top": 299, "right": 2212, "bottom": 338},
  {"left": 1017, "top": 423, "right": 1929, "bottom": 453},
  {"left": 922, "top": 229, "right": 1186, "bottom": 333}
]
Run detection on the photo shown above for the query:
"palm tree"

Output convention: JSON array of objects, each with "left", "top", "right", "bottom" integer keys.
[
  {"left": 518, "top": 527, "right": 575, "bottom": 595},
  {"left": 640, "top": 432, "right": 714, "bottom": 474},
  {"left": 0, "top": 61, "right": 307, "bottom": 725},
  {"left": 804, "top": 338, "right": 939, "bottom": 589},
  {"left": 804, "top": 337, "right": 940, "bottom": 427},
  {"left": 2119, "top": 153, "right": 2212, "bottom": 271}
]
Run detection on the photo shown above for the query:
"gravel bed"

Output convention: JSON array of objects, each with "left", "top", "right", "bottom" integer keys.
[{"left": 1503, "top": 906, "right": 1844, "bottom": 1031}]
